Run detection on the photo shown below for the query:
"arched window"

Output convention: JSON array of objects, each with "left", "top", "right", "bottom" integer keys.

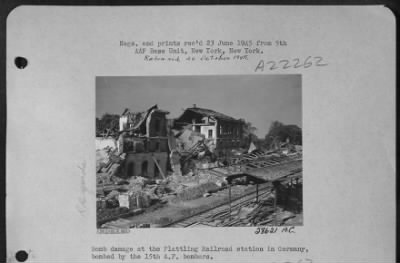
[
  {"left": 127, "top": 162, "right": 135, "bottom": 177},
  {"left": 141, "top": 161, "right": 148, "bottom": 177}
]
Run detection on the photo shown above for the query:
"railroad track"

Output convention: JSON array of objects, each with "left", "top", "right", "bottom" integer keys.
[
  {"left": 165, "top": 167, "right": 303, "bottom": 228},
  {"left": 100, "top": 154, "right": 302, "bottom": 228},
  {"left": 164, "top": 184, "right": 273, "bottom": 228}
]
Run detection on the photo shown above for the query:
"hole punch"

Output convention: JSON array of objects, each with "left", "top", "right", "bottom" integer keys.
[
  {"left": 15, "top": 250, "right": 28, "bottom": 262},
  {"left": 14, "top": 57, "right": 28, "bottom": 69}
]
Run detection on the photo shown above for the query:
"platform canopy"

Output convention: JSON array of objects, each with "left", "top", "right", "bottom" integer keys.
[{"left": 225, "top": 173, "right": 268, "bottom": 185}]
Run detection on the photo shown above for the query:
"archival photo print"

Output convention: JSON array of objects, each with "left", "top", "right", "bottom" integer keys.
[{"left": 96, "top": 75, "right": 302, "bottom": 229}]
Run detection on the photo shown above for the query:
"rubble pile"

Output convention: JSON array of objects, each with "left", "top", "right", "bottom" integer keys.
[
  {"left": 174, "top": 126, "right": 205, "bottom": 152},
  {"left": 97, "top": 131, "right": 302, "bottom": 227},
  {"left": 162, "top": 169, "right": 228, "bottom": 202},
  {"left": 98, "top": 177, "right": 173, "bottom": 207},
  {"left": 96, "top": 146, "right": 126, "bottom": 181},
  {"left": 171, "top": 126, "right": 221, "bottom": 175},
  {"left": 174, "top": 182, "right": 220, "bottom": 201},
  {"left": 97, "top": 175, "right": 178, "bottom": 225},
  {"left": 96, "top": 104, "right": 304, "bottom": 228}
]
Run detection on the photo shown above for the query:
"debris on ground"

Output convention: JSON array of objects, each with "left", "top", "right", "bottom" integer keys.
[{"left": 97, "top": 118, "right": 303, "bottom": 228}]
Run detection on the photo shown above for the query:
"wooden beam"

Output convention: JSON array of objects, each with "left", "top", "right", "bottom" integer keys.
[{"left": 152, "top": 157, "right": 166, "bottom": 179}]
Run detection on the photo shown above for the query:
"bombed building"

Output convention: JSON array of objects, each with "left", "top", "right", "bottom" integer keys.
[
  {"left": 173, "top": 105, "right": 244, "bottom": 156},
  {"left": 118, "top": 104, "right": 169, "bottom": 178},
  {"left": 96, "top": 103, "right": 302, "bottom": 229}
]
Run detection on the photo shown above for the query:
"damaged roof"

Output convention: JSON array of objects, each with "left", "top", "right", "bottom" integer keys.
[
  {"left": 182, "top": 107, "right": 241, "bottom": 122},
  {"left": 121, "top": 104, "right": 168, "bottom": 131}
]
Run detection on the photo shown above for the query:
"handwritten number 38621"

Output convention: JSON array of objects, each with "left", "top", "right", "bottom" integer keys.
[{"left": 255, "top": 56, "right": 327, "bottom": 72}]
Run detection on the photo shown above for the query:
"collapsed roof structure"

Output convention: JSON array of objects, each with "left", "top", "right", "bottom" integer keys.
[
  {"left": 119, "top": 104, "right": 169, "bottom": 136},
  {"left": 174, "top": 105, "right": 244, "bottom": 156}
]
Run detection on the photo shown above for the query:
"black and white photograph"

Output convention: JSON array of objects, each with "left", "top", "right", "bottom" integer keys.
[
  {"left": 96, "top": 75, "right": 302, "bottom": 228},
  {"left": 6, "top": 5, "right": 395, "bottom": 263}
]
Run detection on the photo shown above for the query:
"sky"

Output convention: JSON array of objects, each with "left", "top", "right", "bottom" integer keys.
[{"left": 96, "top": 75, "right": 301, "bottom": 137}]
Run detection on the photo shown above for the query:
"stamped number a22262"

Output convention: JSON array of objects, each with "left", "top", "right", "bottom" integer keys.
[{"left": 254, "top": 56, "right": 328, "bottom": 72}]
